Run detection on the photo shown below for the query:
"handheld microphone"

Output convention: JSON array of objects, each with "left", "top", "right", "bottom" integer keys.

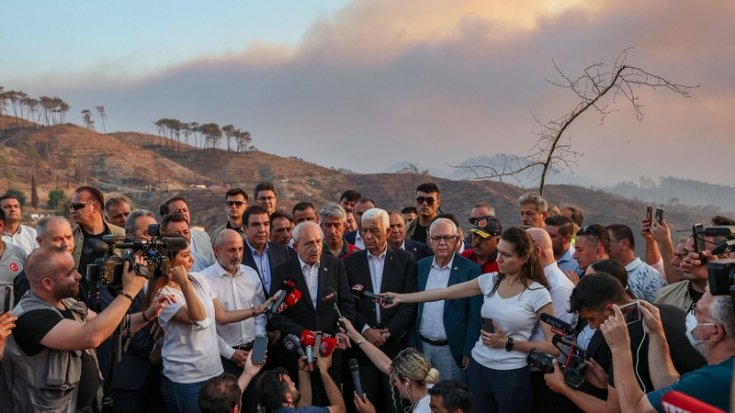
[
  {"left": 322, "top": 287, "right": 346, "bottom": 332},
  {"left": 300, "top": 330, "right": 316, "bottom": 371},
  {"left": 283, "top": 334, "right": 306, "bottom": 357},
  {"left": 265, "top": 277, "right": 297, "bottom": 315},
  {"left": 660, "top": 390, "right": 724, "bottom": 413},
  {"left": 284, "top": 289, "right": 302, "bottom": 307},
  {"left": 351, "top": 285, "right": 393, "bottom": 304},
  {"left": 349, "top": 358, "right": 365, "bottom": 400},
  {"left": 540, "top": 313, "right": 575, "bottom": 336},
  {"left": 319, "top": 334, "right": 338, "bottom": 357}
]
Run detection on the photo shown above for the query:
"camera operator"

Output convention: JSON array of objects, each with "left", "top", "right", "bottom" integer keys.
[
  {"left": 96, "top": 209, "right": 165, "bottom": 412},
  {"left": 255, "top": 353, "right": 346, "bottom": 413},
  {"left": 543, "top": 273, "right": 704, "bottom": 413},
  {"left": 0, "top": 246, "right": 172, "bottom": 412},
  {"left": 601, "top": 293, "right": 733, "bottom": 412}
]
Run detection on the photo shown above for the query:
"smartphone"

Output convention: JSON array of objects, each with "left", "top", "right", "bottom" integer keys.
[
  {"left": 481, "top": 317, "right": 495, "bottom": 333},
  {"left": 692, "top": 224, "right": 705, "bottom": 253},
  {"left": 2, "top": 285, "right": 14, "bottom": 313},
  {"left": 619, "top": 301, "right": 641, "bottom": 325},
  {"left": 251, "top": 334, "right": 268, "bottom": 364},
  {"left": 645, "top": 205, "right": 653, "bottom": 223},
  {"left": 655, "top": 207, "right": 664, "bottom": 224}
]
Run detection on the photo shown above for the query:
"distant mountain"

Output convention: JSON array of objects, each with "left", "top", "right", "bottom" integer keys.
[{"left": 607, "top": 176, "right": 735, "bottom": 214}]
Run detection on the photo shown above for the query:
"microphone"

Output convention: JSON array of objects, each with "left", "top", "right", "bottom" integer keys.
[
  {"left": 284, "top": 289, "right": 302, "bottom": 307},
  {"left": 540, "top": 313, "right": 575, "bottom": 336},
  {"left": 660, "top": 390, "right": 723, "bottom": 413},
  {"left": 349, "top": 358, "right": 365, "bottom": 400},
  {"left": 322, "top": 287, "right": 346, "bottom": 332},
  {"left": 319, "top": 334, "right": 337, "bottom": 357},
  {"left": 264, "top": 277, "right": 297, "bottom": 315},
  {"left": 283, "top": 334, "right": 306, "bottom": 357},
  {"left": 300, "top": 330, "right": 316, "bottom": 371},
  {"left": 351, "top": 285, "right": 393, "bottom": 304}
]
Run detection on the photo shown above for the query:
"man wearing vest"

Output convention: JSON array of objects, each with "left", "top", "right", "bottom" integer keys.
[{"left": 0, "top": 246, "right": 170, "bottom": 413}]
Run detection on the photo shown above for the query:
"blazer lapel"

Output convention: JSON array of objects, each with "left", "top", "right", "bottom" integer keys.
[
  {"left": 358, "top": 253, "right": 375, "bottom": 292},
  {"left": 379, "top": 250, "right": 395, "bottom": 293}
]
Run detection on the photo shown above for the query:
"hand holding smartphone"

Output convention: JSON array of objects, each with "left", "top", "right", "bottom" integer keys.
[
  {"left": 481, "top": 317, "right": 495, "bottom": 333},
  {"left": 251, "top": 334, "right": 268, "bottom": 364},
  {"left": 618, "top": 301, "right": 641, "bottom": 325}
]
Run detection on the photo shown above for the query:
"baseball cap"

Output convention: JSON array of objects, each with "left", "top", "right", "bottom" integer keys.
[{"left": 469, "top": 216, "right": 502, "bottom": 238}]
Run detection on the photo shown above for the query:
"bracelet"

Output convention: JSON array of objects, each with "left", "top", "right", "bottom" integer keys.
[
  {"left": 119, "top": 292, "right": 135, "bottom": 303},
  {"left": 141, "top": 309, "right": 152, "bottom": 322},
  {"left": 251, "top": 307, "right": 259, "bottom": 317}
]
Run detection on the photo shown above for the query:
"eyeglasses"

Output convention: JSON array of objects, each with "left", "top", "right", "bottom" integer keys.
[
  {"left": 416, "top": 196, "right": 435, "bottom": 206},
  {"left": 430, "top": 234, "right": 457, "bottom": 243},
  {"left": 68, "top": 202, "right": 92, "bottom": 211},
  {"left": 225, "top": 201, "right": 246, "bottom": 207}
]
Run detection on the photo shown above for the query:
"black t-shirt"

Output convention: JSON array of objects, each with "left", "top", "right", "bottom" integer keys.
[
  {"left": 412, "top": 221, "right": 429, "bottom": 244},
  {"left": 78, "top": 228, "right": 110, "bottom": 274},
  {"left": 687, "top": 284, "right": 704, "bottom": 311},
  {"left": 15, "top": 308, "right": 101, "bottom": 410},
  {"left": 600, "top": 304, "right": 706, "bottom": 391}
]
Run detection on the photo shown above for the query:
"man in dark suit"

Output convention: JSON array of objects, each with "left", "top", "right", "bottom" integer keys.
[
  {"left": 343, "top": 198, "right": 375, "bottom": 250},
  {"left": 344, "top": 208, "right": 417, "bottom": 413},
  {"left": 388, "top": 210, "right": 433, "bottom": 262},
  {"left": 241, "top": 206, "right": 295, "bottom": 294},
  {"left": 412, "top": 218, "right": 482, "bottom": 384},
  {"left": 269, "top": 221, "right": 356, "bottom": 405}
]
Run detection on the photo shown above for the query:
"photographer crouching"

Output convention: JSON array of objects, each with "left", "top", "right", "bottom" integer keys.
[{"left": 0, "top": 246, "right": 173, "bottom": 413}]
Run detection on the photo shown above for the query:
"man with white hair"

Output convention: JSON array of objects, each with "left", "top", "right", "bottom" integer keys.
[
  {"left": 269, "top": 221, "right": 356, "bottom": 405},
  {"left": 344, "top": 208, "right": 417, "bottom": 412},
  {"left": 412, "top": 218, "right": 482, "bottom": 383}
]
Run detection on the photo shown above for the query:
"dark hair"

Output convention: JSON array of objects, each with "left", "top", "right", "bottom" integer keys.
[
  {"left": 0, "top": 194, "right": 19, "bottom": 204},
  {"left": 243, "top": 205, "right": 269, "bottom": 225},
  {"left": 75, "top": 185, "right": 105, "bottom": 206},
  {"left": 199, "top": 374, "right": 241, "bottom": 413},
  {"left": 256, "top": 368, "right": 290, "bottom": 411},
  {"left": 0, "top": 207, "right": 5, "bottom": 223},
  {"left": 434, "top": 213, "right": 460, "bottom": 229},
  {"left": 544, "top": 215, "right": 575, "bottom": 238},
  {"left": 254, "top": 182, "right": 276, "bottom": 200},
  {"left": 292, "top": 202, "right": 315, "bottom": 215},
  {"left": 225, "top": 187, "right": 248, "bottom": 201},
  {"left": 416, "top": 182, "right": 439, "bottom": 194},
  {"left": 576, "top": 224, "right": 611, "bottom": 254},
  {"left": 339, "top": 190, "right": 361, "bottom": 203},
  {"left": 160, "top": 196, "right": 188, "bottom": 217},
  {"left": 588, "top": 259, "right": 636, "bottom": 299},
  {"left": 712, "top": 215, "right": 735, "bottom": 226},
  {"left": 606, "top": 224, "right": 635, "bottom": 249},
  {"left": 488, "top": 227, "right": 549, "bottom": 296},
  {"left": 401, "top": 206, "right": 417, "bottom": 215},
  {"left": 270, "top": 210, "right": 293, "bottom": 224},
  {"left": 356, "top": 197, "right": 376, "bottom": 207},
  {"left": 569, "top": 273, "right": 627, "bottom": 313},
  {"left": 161, "top": 213, "right": 188, "bottom": 234},
  {"left": 428, "top": 380, "right": 473, "bottom": 413},
  {"left": 562, "top": 205, "right": 585, "bottom": 227}
]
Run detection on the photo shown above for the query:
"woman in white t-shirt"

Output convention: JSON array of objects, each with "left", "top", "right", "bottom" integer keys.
[
  {"left": 146, "top": 241, "right": 275, "bottom": 413},
  {"left": 342, "top": 317, "right": 439, "bottom": 413},
  {"left": 383, "top": 227, "right": 559, "bottom": 413}
]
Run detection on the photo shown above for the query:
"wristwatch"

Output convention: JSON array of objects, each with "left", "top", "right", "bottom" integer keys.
[{"left": 505, "top": 337, "right": 514, "bottom": 352}]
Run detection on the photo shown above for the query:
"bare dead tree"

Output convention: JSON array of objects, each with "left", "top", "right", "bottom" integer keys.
[{"left": 457, "top": 49, "right": 698, "bottom": 195}]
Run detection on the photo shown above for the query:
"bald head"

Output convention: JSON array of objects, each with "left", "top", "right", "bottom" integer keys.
[
  {"left": 214, "top": 229, "right": 244, "bottom": 274},
  {"left": 26, "top": 246, "right": 72, "bottom": 288},
  {"left": 527, "top": 227, "right": 555, "bottom": 266},
  {"left": 36, "top": 216, "right": 75, "bottom": 254}
]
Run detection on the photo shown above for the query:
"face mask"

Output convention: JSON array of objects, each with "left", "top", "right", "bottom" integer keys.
[{"left": 685, "top": 311, "right": 718, "bottom": 355}]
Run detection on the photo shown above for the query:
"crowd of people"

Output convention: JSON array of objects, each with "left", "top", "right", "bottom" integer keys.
[{"left": 0, "top": 182, "right": 733, "bottom": 413}]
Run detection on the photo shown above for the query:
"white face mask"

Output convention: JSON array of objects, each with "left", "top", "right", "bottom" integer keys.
[{"left": 685, "top": 310, "right": 718, "bottom": 355}]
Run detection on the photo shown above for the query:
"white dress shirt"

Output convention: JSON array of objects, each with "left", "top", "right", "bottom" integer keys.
[
  {"left": 200, "top": 262, "right": 267, "bottom": 359},
  {"left": 299, "top": 257, "right": 320, "bottom": 308},
  {"left": 419, "top": 255, "right": 454, "bottom": 340},
  {"left": 2, "top": 224, "right": 38, "bottom": 255},
  {"left": 367, "top": 248, "right": 387, "bottom": 324}
]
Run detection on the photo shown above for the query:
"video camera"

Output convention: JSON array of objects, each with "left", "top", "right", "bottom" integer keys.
[
  {"left": 527, "top": 313, "right": 587, "bottom": 388},
  {"left": 701, "top": 226, "right": 735, "bottom": 315},
  {"left": 84, "top": 224, "right": 187, "bottom": 291}
]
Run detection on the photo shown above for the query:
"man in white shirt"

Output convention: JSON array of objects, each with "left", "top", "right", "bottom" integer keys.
[
  {"left": 606, "top": 224, "right": 667, "bottom": 302},
  {"left": 201, "top": 229, "right": 266, "bottom": 413},
  {"left": 0, "top": 194, "right": 38, "bottom": 255}
]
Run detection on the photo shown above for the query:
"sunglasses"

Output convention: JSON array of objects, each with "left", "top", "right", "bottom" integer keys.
[
  {"left": 416, "top": 196, "right": 435, "bottom": 206},
  {"left": 68, "top": 202, "right": 93, "bottom": 211},
  {"left": 577, "top": 225, "right": 603, "bottom": 242},
  {"left": 225, "top": 201, "right": 246, "bottom": 207}
]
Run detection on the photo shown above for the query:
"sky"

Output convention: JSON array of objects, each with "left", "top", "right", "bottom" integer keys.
[{"left": 3, "top": 0, "right": 734, "bottom": 187}]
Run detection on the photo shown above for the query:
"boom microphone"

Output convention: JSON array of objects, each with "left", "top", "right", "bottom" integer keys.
[
  {"left": 351, "top": 285, "right": 393, "bottom": 304},
  {"left": 300, "top": 330, "right": 316, "bottom": 372},
  {"left": 349, "top": 358, "right": 365, "bottom": 400},
  {"left": 322, "top": 287, "right": 346, "bottom": 332},
  {"left": 283, "top": 334, "right": 306, "bottom": 357}
]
